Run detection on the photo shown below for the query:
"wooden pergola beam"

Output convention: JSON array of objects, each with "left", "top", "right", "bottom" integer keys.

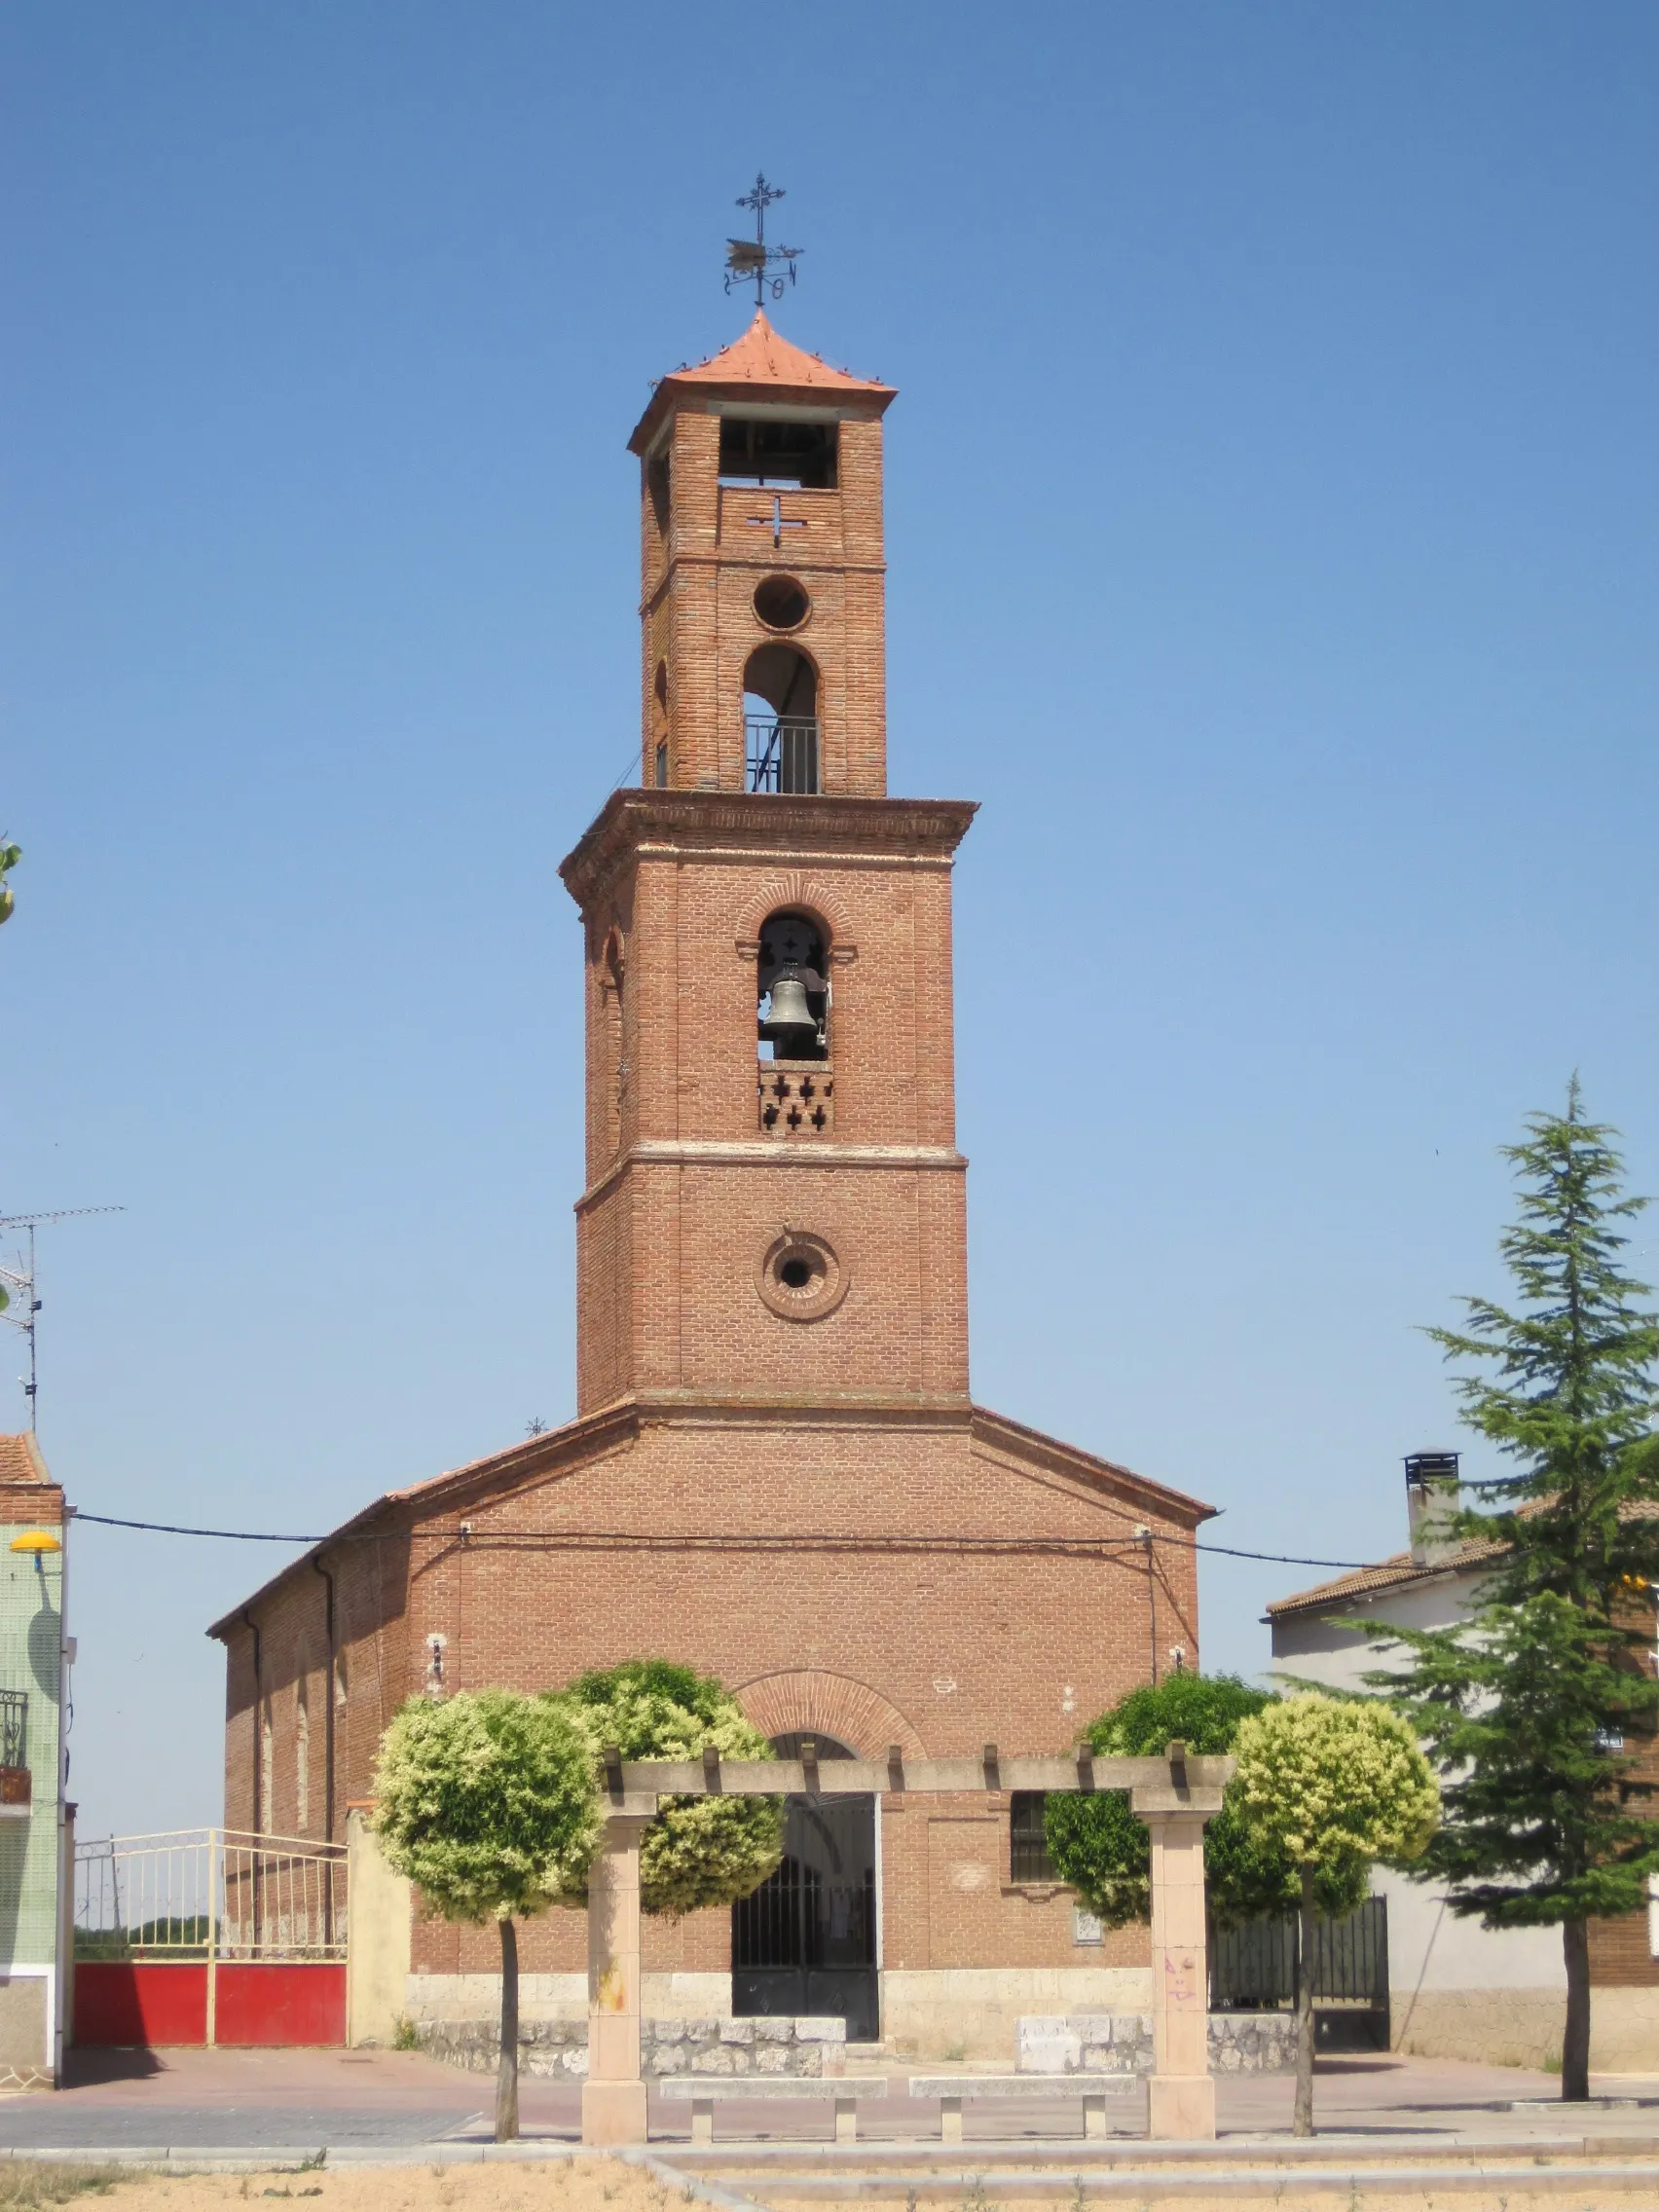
[
  {"left": 608, "top": 1748, "right": 1235, "bottom": 1802},
  {"left": 581, "top": 1745, "right": 1233, "bottom": 2150}
]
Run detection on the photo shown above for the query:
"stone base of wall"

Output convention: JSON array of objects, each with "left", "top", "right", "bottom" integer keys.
[
  {"left": 415, "top": 2014, "right": 844, "bottom": 2080},
  {"left": 880, "top": 1969, "right": 1154, "bottom": 2062},
  {"left": 1391, "top": 1988, "right": 1566, "bottom": 2072},
  {"left": 406, "top": 1972, "right": 731, "bottom": 2026},
  {"left": 409, "top": 1969, "right": 1156, "bottom": 2063},
  {"left": 0, "top": 1973, "right": 51, "bottom": 2084},
  {"left": 1017, "top": 2012, "right": 1296, "bottom": 2077},
  {"left": 1589, "top": 1986, "right": 1659, "bottom": 2074}
]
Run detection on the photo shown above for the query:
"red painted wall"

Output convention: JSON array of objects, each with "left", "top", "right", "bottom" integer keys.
[{"left": 73, "top": 1962, "right": 345, "bottom": 2047}]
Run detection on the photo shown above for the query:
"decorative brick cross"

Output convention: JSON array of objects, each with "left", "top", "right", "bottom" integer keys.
[{"left": 746, "top": 494, "right": 807, "bottom": 550}]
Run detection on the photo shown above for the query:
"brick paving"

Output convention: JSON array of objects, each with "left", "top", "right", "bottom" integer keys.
[{"left": 2, "top": 2048, "right": 1657, "bottom": 2154}]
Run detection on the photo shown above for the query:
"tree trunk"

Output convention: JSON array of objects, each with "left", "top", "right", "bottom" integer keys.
[
  {"left": 495, "top": 1916, "right": 520, "bottom": 2142},
  {"left": 1562, "top": 1916, "right": 1591, "bottom": 2102},
  {"left": 1293, "top": 1868, "right": 1317, "bottom": 2138}
]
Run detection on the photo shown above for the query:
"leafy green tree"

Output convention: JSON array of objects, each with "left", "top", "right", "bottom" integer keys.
[
  {"left": 0, "top": 838, "right": 18, "bottom": 927},
  {"left": 373, "top": 1688, "right": 598, "bottom": 2142},
  {"left": 1373, "top": 1084, "right": 1659, "bottom": 2101},
  {"left": 560, "top": 1660, "right": 785, "bottom": 1915},
  {"left": 1042, "top": 1674, "right": 1366, "bottom": 1933},
  {"left": 1233, "top": 1694, "right": 1437, "bottom": 2137}
]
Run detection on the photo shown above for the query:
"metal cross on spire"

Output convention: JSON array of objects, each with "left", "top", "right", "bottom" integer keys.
[{"left": 724, "top": 172, "right": 802, "bottom": 306}]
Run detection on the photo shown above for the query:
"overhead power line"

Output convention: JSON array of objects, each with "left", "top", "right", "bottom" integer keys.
[{"left": 71, "top": 1508, "right": 1370, "bottom": 1574}]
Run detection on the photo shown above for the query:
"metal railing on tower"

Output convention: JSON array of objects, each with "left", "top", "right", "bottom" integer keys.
[{"left": 746, "top": 717, "right": 820, "bottom": 795}]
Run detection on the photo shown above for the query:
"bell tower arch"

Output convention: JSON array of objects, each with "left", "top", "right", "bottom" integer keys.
[{"left": 629, "top": 313, "right": 896, "bottom": 799}]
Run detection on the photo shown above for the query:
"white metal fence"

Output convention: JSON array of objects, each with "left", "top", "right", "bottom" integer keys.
[{"left": 74, "top": 1828, "right": 348, "bottom": 1962}]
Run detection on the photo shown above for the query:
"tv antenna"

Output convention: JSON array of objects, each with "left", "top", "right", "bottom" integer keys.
[
  {"left": 0, "top": 1207, "right": 126, "bottom": 1430},
  {"left": 724, "top": 173, "right": 802, "bottom": 306}
]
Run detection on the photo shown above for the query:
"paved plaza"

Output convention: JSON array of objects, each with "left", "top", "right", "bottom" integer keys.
[{"left": 0, "top": 2046, "right": 1656, "bottom": 2157}]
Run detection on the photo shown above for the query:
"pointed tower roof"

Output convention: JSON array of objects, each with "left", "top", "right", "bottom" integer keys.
[{"left": 628, "top": 312, "right": 896, "bottom": 453}]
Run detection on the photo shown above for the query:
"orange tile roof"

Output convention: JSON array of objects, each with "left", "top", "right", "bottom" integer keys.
[
  {"left": 671, "top": 312, "right": 892, "bottom": 394},
  {"left": 629, "top": 313, "right": 896, "bottom": 453},
  {"left": 1267, "top": 1536, "right": 1506, "bottom": 1619},
  {"left": 0, "top": 1434, "right": 49, "bottom": 1486}
]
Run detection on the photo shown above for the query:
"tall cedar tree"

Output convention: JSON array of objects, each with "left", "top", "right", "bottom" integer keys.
[{"left": 1373, "top": 1083, "right": 1659, "bottom": 2100}]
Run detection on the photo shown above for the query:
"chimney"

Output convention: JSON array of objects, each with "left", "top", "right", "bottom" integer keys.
[{"left": 1405, "top": 1451, "right": 1461, "bottom": 1567}]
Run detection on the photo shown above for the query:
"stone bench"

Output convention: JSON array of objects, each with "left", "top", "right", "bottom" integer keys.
[
  {"left": 907, "top": 2073, "right": 1137, "bottom": 2144},
  {"left": 656, "top": 2072, "right": 889, "bottom": 2145}
]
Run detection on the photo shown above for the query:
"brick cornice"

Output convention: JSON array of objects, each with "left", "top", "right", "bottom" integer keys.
[
  {"left": 970, "top": 1404, "right": 1218, "bottom": 1530},
  {"left": 575, "top": 1140, "right": 966, "bottom": 1216},
  {"left": 559, "top": 790, "right": 977, "bottom": 914},
  {"left": 204, "top": 1399, "right": 644, "bottom": 1639}
]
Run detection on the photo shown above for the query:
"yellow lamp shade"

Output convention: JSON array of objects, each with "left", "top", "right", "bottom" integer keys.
[{"left": 8, "top": 1531, "right": 60, "bottom": 1555}]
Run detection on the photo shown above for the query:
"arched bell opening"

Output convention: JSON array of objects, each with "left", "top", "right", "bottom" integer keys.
[
  {"left": 744, "top": 644, "right": 820, "bottom": 795},
  {"left": 730, "top": 1731, "right": 878, "bottom": 2042},
  {"left": 757, "top": 908, "right": 829, "bottom": 1064}
]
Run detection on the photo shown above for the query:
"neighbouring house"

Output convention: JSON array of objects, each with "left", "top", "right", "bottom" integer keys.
[
  {"left": 208, "top": 310, "right": 1219, "bottom": 2063},
  {"left": 1267, "top": 1450, "right": 1659, "bottom": 2073},
  {"left": 0, "top": 1434, "right": 69, "bottom": 2086}
]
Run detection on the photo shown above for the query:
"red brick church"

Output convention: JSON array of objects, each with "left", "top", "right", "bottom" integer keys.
[{"left": 211, "top": 311, "right": 1215, "bottom": 2055}]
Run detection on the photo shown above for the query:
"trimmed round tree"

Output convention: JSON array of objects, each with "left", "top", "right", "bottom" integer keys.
[
  {"left": 1043, "top": 1674, "right": 1361, "bottom": 1933},
  {"left": 372, "top": 1688, "right": 598, "bottom": 2143},
  {"left": 1233, "top": 1693, "right": 1438, "bottom": 2137},
  {"left": 560, "top": 1660, "right": 785, "bottom": 1914}
]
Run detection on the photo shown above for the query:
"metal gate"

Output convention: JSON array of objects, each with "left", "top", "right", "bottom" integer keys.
[
  {"left": 731, "top": 1733, "right": 878, "bottom": 2040},
  {"left": 1209, "top": 1896, "right": 1389, "bottom": 2050},
  {"left": 73, "top": 1828, "right": 348, "bottom": 2047}
]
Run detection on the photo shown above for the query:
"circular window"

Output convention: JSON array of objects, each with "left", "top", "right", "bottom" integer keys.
[
  {"left": 754, "top": 575, "right": 811, "bottom": 632},
  {"left": 756, "top": 1231, "right": 848, "bottom": 1322}
]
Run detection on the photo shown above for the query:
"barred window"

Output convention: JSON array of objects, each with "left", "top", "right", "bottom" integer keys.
[
  {"left": 1010, "top": 1791, "right": 1056, "bottom": 1883},
  {"left": 0, "top": 1691, "right": 24, "bottom": 1772}
]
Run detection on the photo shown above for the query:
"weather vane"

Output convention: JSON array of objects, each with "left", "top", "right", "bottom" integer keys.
[{"left": 724, "top": 173, "right": 801, "bottom": 306}]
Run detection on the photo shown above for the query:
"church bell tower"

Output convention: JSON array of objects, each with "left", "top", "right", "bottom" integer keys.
[{"left": 560, "top": 312, "right": 977, "bottom": 1418}]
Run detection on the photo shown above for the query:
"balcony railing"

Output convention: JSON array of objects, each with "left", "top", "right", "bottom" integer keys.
[{"left": 747, "top": 717, "right": 820, "bottom": 795}]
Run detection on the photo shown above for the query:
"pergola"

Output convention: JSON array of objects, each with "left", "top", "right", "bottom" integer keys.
[{"left": 581, "top": 1742, "right": 1234, "bottom": 2146}]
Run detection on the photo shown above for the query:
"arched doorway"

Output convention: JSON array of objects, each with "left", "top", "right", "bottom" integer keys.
[{"left": 730, "top": 1731, "right": 878, "bottom": 2040}]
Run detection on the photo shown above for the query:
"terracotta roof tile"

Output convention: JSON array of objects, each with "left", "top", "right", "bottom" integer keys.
[
  {"left": 1267, "top": 1537, "right": 1506, "bottom": 1619},
  {"left": 0, "top": 1434, "right": 49, "bottom": 1486},
  {"left": 667, "top": 312, "right": 892, "bottom": 395},
  {"left": 628, "top": 313, "right": 895, "bottom": 453}
]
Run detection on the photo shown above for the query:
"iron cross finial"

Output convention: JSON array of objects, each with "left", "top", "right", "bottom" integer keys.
[{"left": 725, "top": 171, "right": 802, "bottom": 307}]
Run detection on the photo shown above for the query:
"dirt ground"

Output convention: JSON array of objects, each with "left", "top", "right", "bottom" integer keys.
[
  {"left": 5, "top": 2162, "right": 1659, "bottom": 2212},
  {"left": 0, "top": 2161, "right": 675, "bottom": 2212}
]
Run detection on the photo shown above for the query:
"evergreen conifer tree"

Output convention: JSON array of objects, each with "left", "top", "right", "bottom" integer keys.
[{"left": 1375, "top": 1082, "right": 1659, "bottom": 2100}]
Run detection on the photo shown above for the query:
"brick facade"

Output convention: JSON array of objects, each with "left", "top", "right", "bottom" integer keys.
[{"left": 209, "top": 313, "right": 1217, "bottom": 2044}]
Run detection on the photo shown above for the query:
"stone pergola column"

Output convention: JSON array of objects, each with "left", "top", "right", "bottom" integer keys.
[
  {"left": 581, "top": 1808, "right": 653, "bottom": 2146},
  {"left": 1132, "top": 1751, "right": 1226, "bottom": 2142}
]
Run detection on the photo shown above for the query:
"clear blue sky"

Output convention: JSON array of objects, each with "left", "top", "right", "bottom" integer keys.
[{"left": 4, "top": 3, "right": 1656, "bottom": 1843}]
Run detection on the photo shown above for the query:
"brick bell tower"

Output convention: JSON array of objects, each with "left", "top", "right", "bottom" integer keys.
[{"left": 560, "top": 312, "right": 977, "bottom": 1415}]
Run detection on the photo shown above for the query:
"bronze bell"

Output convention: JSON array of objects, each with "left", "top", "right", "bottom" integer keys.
[{"left": 760, "top": 973, "right": 815, "bottom": 1044}]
